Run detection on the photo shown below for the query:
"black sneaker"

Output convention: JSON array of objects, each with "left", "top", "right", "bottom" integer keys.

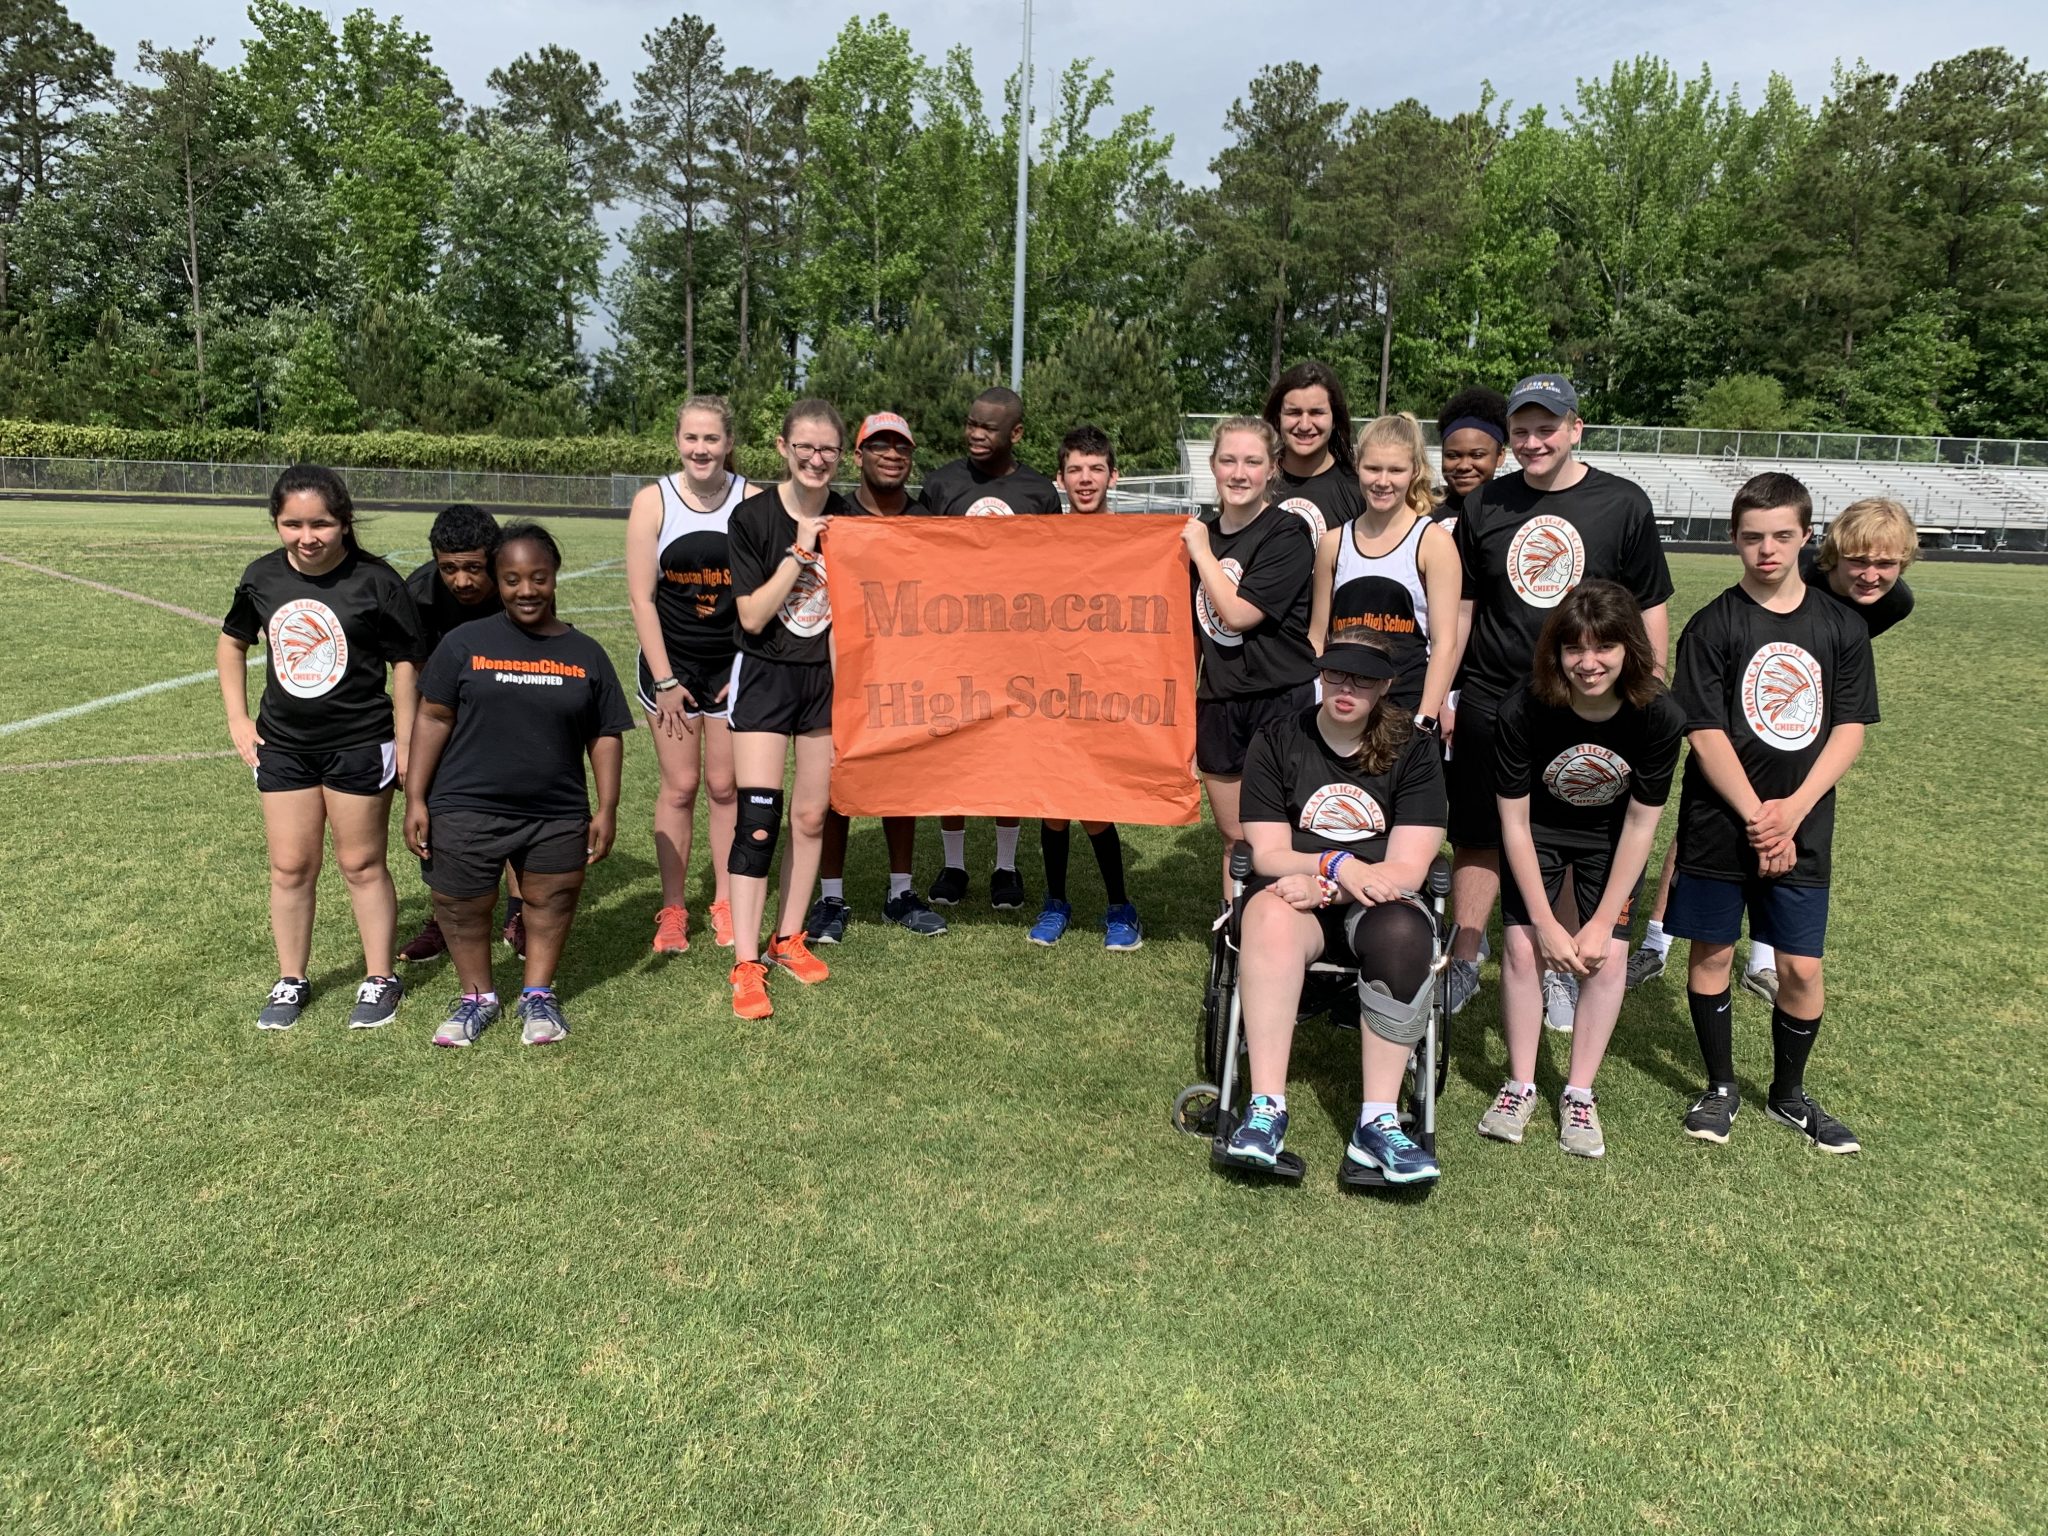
[
  {"left": 1683, "top": 1083, "right": 1741, "bottom": 1144},
  {"left": 1765, "top": 1089, "right": 1861, "bottom": 1154},
  {"left": 257, "top": 977, "right": 310, "bottom": 1031},
  {"left": 805, "top": 895, "right": 850, "bottom": 944},
  {"left": 928, "top": 866, "right": 969, "bottom": 906},
  {"left": 989, "top": 867, "right": 1026, "bottom": 910},
  {"left": 883, "top": 889, "right": 948, "bottom": 936},
  {"left": 347, "top": 974, "right": 404, "bottom": 1029}
]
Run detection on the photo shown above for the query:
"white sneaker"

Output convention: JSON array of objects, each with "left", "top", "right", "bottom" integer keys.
[{"left": 1542, "top": 970, "right": 1578, "bottom": 1033}]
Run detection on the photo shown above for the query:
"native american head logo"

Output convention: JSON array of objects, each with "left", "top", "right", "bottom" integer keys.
[
  {"left": 267, "top": 598, "right": 348, "bottom": 698},
  {"left": 1506, "top": 514, "right": 1586, "bottom": 609},
  {"left": 1300, "top": 783, "right": 1388, "bottom": 843},
  {"left": 1278, "top": 496, "right": 1327, "bottom": 542},
  {"left": 964, "top": 496, "right": 1016, "bottom": 517},
  {"left": 1741, "top": 643, "right": 1824, "bottom": 751},
  {"left": 1196, "top": 556, "right": 1246, "bottom": 646},
  {"left": 781, "top": 559, "right": 832, "bottom": 636},
  {"left": 1542, "top": 744, "right": 1633, "bottom": 807}
]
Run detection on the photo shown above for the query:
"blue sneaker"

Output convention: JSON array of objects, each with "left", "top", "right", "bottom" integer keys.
[
  {"left": 1347, "top": 1111, "right": 1441, "bottom": 1184},
  {"left": 1027, "top": 897, "right": 1072, "bottom": 946},
  {"left": 1103, "top": 901, "right": 1143, "bottom": 951},
  {"left": 1221, "top": 1095, "right": 1288, "bottom": 1168},
  {"left": 432, "top": 995, "right": 500, "bottom": 1048}
]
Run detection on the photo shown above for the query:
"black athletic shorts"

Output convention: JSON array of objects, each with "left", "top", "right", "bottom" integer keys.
[
  {"left": 1499, "top": 838, "right": 1640, "bottom": 940},
  {"left": 728, "top": 654, "right": 832, "bottom": 735},
  {"left": 635, "top": 651, "right": 734, "bottom": 719},
  {"left": 255, "top": 741, "right": 396, "bottom": 796},
  {"left": 1196, "top": 681, "right": 1317, "bottom": 776},
  {"left": 422, "top": 809, "right": 588, "bottom": 898},
  {"left": 1445, "top": 695, "right": 1502, "bottom": 848}
]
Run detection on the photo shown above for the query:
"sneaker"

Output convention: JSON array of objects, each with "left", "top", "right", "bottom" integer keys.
[
  {"left": 1220, "top": 1094, "right": 1288, "bottom": 1168},
  {"left": 398, "top": 919, "right": 447, "bottom": 964},
  {"left": 433, "top": 994, "right": 500, "bottom": 1048},
  {"left": 928, "top": 866, "right": 969, "bottom": 906},
  {"left": 516, "top": 990, "right": 568, "bottom": 1045},
  {"left": 730, "top": 960, "right": 771, "bottom": 1020},
  {"left": 1347, "top": 1111, "right": 1442, "bottom": 1183},
  {"left": 1558, "top": 1093, "right": 1606, "bottom": 1158},
  {"left": 1740, "top": 966, "right": 1780, "bottom": 1006},
  {"left": 1027, "top": 897, "right": 1072, "bottom": 946},
  {"left": 989, "top": 867, "right": 1026, "bottom": 910},
  {"left": 882, "top": 889, "right": 948, "bottom": 935},
  {"left": 1765, "top": 1089, "right": 1860, "bottom": 1154},
  {"left": 1543, "top": 970, "right": 1579, "bottom": 1034},
  {"left": 257, "top": 977, "right": 310, "bottom": 1031},
  {"left": 804, "top": 895, "right": 849, "bottom": 945},
  {"left": 1625, "top": 943, "right": 1668, "bottom": 988},
  {"left": 1477, "top": 1081, "right": 1538, "bottom": 1144},
  {"left": 1683, "top": 1083, "right": 1741, "bottom": 1144},
  {"left": 347, "top": 974, "right": 404, "bottom": 1029},
  {"left": 1103, "top": 901, "right": 1144, "bottom": 952},
  {"left": 709, "top": 899, "right": 735, "bottom": 948},
  {"left": 653, "top": 904, "right": 689, "bottom": 955},
  {"left": 766, "top": 931, "right": 829, "bottom": 984},
  {"left": 1445, "top": 957, "right": 1481, "bottom": 1016},
  {"left": 501, "top": 911, "right": 527, "bottom": 959}
]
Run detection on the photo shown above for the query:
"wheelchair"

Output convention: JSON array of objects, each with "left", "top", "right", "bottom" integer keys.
[{"left": 1173, "top": 844, "right": 1457, "bottom": 1190}]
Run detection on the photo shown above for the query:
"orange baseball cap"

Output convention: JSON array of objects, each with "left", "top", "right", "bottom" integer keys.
[{"left": 856, "top": 411, "right": 915, "bottom": 447}]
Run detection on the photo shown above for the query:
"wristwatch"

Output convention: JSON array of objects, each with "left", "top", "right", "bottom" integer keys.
[
  {"left": 1413, "top": 714, "right": 1440, "bottom": 736},
  {"left": 652, "top": 676, "right": 683, "bottom": 693}
]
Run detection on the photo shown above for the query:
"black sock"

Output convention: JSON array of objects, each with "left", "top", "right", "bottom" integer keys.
[
  {"left": 505, "top": 895, "right": 524, "bottom": 921},
  {"left": 1040, "top": 823, "right": 1071, "bottom": 902},
  {"left": 1769, "top": 1007, "right": 1821, "bottom": 1104},
  {"left": 1689, "top": 987, "right": 1736, "bottom": 1086},
  {"left": 1089, "top": 824, "right": 1128, "bottom": 905}
]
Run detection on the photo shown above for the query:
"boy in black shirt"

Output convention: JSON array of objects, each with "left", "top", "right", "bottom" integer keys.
[
  {"left": 1669, "top": 474, "right": 1878, "bottom": 1153},
  {"left": 919, "top": 387, "right": 1062, "bottom": 911}
]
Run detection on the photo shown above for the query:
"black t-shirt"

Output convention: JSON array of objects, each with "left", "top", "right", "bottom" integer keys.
[
  {"left": 1241, "top": 708, "right": 1448, "bottom": 872},
  {"left": 1674, "top": 584, "right": 1879, "bottom": 887},
  {"left": 406, "top": 560, "right": 504, "bottom": 652},
  {"left": 727, "top": 487, "right": 867, "bottom": 664},
  {"left": 1272, "top": 460, "right": 1362, "bottom": 542},
  {"left": 1799, "top": 544, "right": 1915, "bottom": 639},
  {"left": 418, "top": 612, "right": 633, "bottom": 820},
  {"left": 222, "top": 548, "right": 426, "bottom": 754},
  {"left": 1493, "top": 682, "right": 1686, "bottom": 852},
  {"left": 1427, "top": 495, "right": 1462, "bottom": 534},
  {"left": 1455, "top": 465, "right": 1674, "bottom": 711},
  {"left": 917, "top": 458, "right": 1063, "bottom": 517},
  {"left": 1194, "top": 503, "right": 1317, "bottom": 701}
]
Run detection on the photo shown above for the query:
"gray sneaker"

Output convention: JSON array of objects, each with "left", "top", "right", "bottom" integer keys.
[
  {"left": 1477, "top": 1081, "right": 1538, "bottom": 1143},
  {"left": 257, "top": 977, "right": 310, "bottom": 1031},
  {"left": 347, "top": 974, "right": 404, "bottom": 1029},
  {"left": 1542, "top": 970, "right": 1578, "bottom": 1033},
  {"left": 1445, "top": 957, "right": 1481, "bottom": 1016},
  {"left": 517, "top": 990, "right": 569, "bottom": 1046},
  {"left": 1740, "top": 966, "right": 1780, "bottom": 1006},
  {"left": 433, "top": 994, "right": 500, "bottom": 1048},
  {"left": 1625, "top": 943, "right": 1668, "bottom": 988},
  {"left": 1558, "top": 1093, "right": 1606, "bottom": 1158}
]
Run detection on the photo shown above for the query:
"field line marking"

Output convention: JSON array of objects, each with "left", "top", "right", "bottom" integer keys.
[
  {"left": 0, "top": 657, "right": 261, "bottom": 738},
  {"left": 1913, "top": 587, "right": 2035, "bottom": 601},
  {"left": 0, "top": 552, "right": 219, "bottom": 625},
  {"left": 559, "top": 558, "right": 625, "bottom": 582},
  {"left": 0, "top": 750, "right": 240, "bottom": 774},
  {"left": 561, "top": 604, "right": 633, "bottom": 614}
]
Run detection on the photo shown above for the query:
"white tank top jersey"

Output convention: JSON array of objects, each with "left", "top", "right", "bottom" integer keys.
[
  {"left": 1331, "top": 516, "right": 1430, "bottom": 640},
  {"left": 655, "top": 470, "right": 750, "bottom": 558}
]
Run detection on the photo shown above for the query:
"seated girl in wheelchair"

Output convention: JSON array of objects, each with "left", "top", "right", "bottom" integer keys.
[{"left": 1223, "top": 637, "right": 1450, "bottom": 1182}]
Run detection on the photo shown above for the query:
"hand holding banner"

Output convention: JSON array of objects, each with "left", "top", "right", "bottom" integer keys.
[{"left": 824, "top": 515, "right": 1200, "bottom": 824}]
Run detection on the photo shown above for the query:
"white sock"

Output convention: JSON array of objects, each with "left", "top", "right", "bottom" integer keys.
[
  {"left": 1359, "top": 1100, "right": 1398, "bottom": 1124},
  {"left": 994, "top": 824, "right": 1020, "bottom": 870},
  {"left": 1506, "top": 1079, "right": 1535, "bottom": 1097},
  {"left": 1258, "top": 1092, "right": 1288, "bottom": 1111},
  {"left": 941, "top": 829, "right": 966, "bottom": 867},
  {"left": 1747, "top": 940, "right": 1776, "bottom": 974},
  {"left": 820, "top": 878, "right": 843, "bottom": 901},
  {"left": 1562, "top": 1083, "right": 1595, "bottom": 1103},
  {"left": 466, "top": 990, "right": 498, "bottom": 1005},
  {"left": 1642, "top": 919, "right": 1671, "bottom": 955},
  {"left": 888, "top": 872, "right": 912, "bottom": 898}
]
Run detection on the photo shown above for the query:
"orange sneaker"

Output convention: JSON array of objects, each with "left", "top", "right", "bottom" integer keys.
[
  {"left": 766, "top": 931, "right": 830, "bottom": 984},
  {"left": 729, "top": 960, "right": 772, "bottom": 1019},
  {"left": 709, "top": 898, "right": 735, "bottom": 948},
  {"left": 653, "top": 904, "right": 689, "bottom": 955}
]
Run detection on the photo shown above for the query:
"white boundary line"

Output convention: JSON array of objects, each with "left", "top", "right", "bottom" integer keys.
[
  {"left": 0, "top": 551, "right": 218, "bottom": 624},
  {"left": 559, "top": 558, "right": 625, "bottom": 582},
  {"left": 0, "top": 657, "right": 261, "bottom": 738},
  {"left": 0, "top": 750, "right": 239, "bottom": 774}
]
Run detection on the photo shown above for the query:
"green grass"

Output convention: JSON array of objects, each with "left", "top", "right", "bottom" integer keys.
[{"left": 2, "top": 499, "right": 2044, "bottom": 1534}]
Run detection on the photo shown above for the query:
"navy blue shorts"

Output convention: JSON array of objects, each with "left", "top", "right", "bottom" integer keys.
[{"left": 1665, "top": 871, "right": 1829, "bottom": 959}]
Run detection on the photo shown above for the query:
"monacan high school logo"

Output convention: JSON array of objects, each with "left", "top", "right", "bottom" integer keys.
[
  {"left": 1195, "top": 556, "right": 1246, "bottom": 646},
  {"left": 1542, "top": 744, "right": 1632, "bottom": 807},
  {"left": 1278, "top": 497, "right": 1326, "bottom": 541},
  {"left": 1506, "top": 514, "right": 1586, "bottom": 609},
  {"left": 268, "top": 598, "right": 348, "bottom": 698},
  {"left": 964, "top": 497, "right": 1016, "bottom": 517},
  {"left": 1742, "top": 642, "right": 1825, "bottom": 751},
  {"left": 780, "top": 560, "right": 832, "bottom": 637},
  {"left": 1300, "top": 783, "right": 1388, "bottom": 843}
]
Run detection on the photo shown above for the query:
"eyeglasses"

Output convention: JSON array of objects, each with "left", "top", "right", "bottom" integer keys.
[
  {"left": 790, "top": 444, "right": 842, "bottom": 464},
  {"left": 1319, "top": 672, "right": 1380, "bottom": 693}
]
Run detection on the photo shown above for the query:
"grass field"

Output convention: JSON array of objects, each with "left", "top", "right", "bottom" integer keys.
[{"left": 2, "top": 498, "right": 2045, "bottom": 1535}]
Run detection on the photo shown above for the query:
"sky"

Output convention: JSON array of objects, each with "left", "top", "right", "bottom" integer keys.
[{"left": 73, "top": 0, "right": 2048, "bottom": 184}]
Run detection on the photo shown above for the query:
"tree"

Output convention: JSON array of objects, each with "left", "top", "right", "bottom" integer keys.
[
  {"left": 0, "top": 0, "right": 113, "bottom": 314},
  {"left": 1687, "top": 373, "right": 1798, "bottom": 430},
  {"left": 1830, "top": 294, "right": 1975, "bottom": 434},
  {"left": 1022, "top": 308, "right": 1181, "bottom": 471},
  {"left": 275, "top": 315, "right": 359, "bottom": 430},
  {"left": 630, "top": 14, "right": 725, "bottom": 394},
  {"left": 711, "top": 65, "right": 785, "bottom": 365}
]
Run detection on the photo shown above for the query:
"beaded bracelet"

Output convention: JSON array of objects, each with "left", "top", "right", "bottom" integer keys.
[{"left": 1315, "top": 876, "right": 1340, "bottom": 908}]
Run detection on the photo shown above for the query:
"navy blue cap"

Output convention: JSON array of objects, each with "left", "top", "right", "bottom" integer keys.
[{"left": 1506, "top": 373, "right": 1579, "bottom": 418}]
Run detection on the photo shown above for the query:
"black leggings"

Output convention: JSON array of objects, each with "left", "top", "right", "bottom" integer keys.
[{"left": 1348, "top": 899, "right": 1435, "bottom": 999}]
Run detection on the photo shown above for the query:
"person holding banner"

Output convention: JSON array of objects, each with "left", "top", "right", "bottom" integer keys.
[
  {"left": 1185, "top": 417, "right": 1319, "bottom": 896},
  {"left": 724, "top": 400, "right": 869, "bottom": 1020},
  {"left": 807, "top": 411, "right": 949, "bottom": 944},
  {"left": 1029, "top": 424, "right": 1143, "bottom": 950},
  {"left": 1263, "top": 360, "right": 1362, "bottom": 541}
]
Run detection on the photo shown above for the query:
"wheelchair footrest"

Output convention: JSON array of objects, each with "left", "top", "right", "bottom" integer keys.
[
  {"left": 1337, "top": 1156, "right": 1439, "bottom": 1196},
  {"left": 1210, "top": 1142, "right": 1306, "bottom": 1184}
]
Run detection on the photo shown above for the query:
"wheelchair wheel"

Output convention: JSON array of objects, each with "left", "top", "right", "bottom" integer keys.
[
  {"left": 1173, "top": 1083, "right": 1221, "bottom": 1137},
  {"left": 1200, "top": 930, "right": 1238, "bottom": 1084}
]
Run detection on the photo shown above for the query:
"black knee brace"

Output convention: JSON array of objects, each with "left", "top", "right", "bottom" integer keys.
[
  {"left": 729, "top": 786, "right": 785, "bottom": 878},
  {"left": 1348, "top": 898, "right": 1439, "bottom": 1046}
]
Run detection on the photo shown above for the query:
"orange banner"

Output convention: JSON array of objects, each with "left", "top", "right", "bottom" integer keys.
[{"left": 824, "top": 515, "right": 1200, "bottom": 823}]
